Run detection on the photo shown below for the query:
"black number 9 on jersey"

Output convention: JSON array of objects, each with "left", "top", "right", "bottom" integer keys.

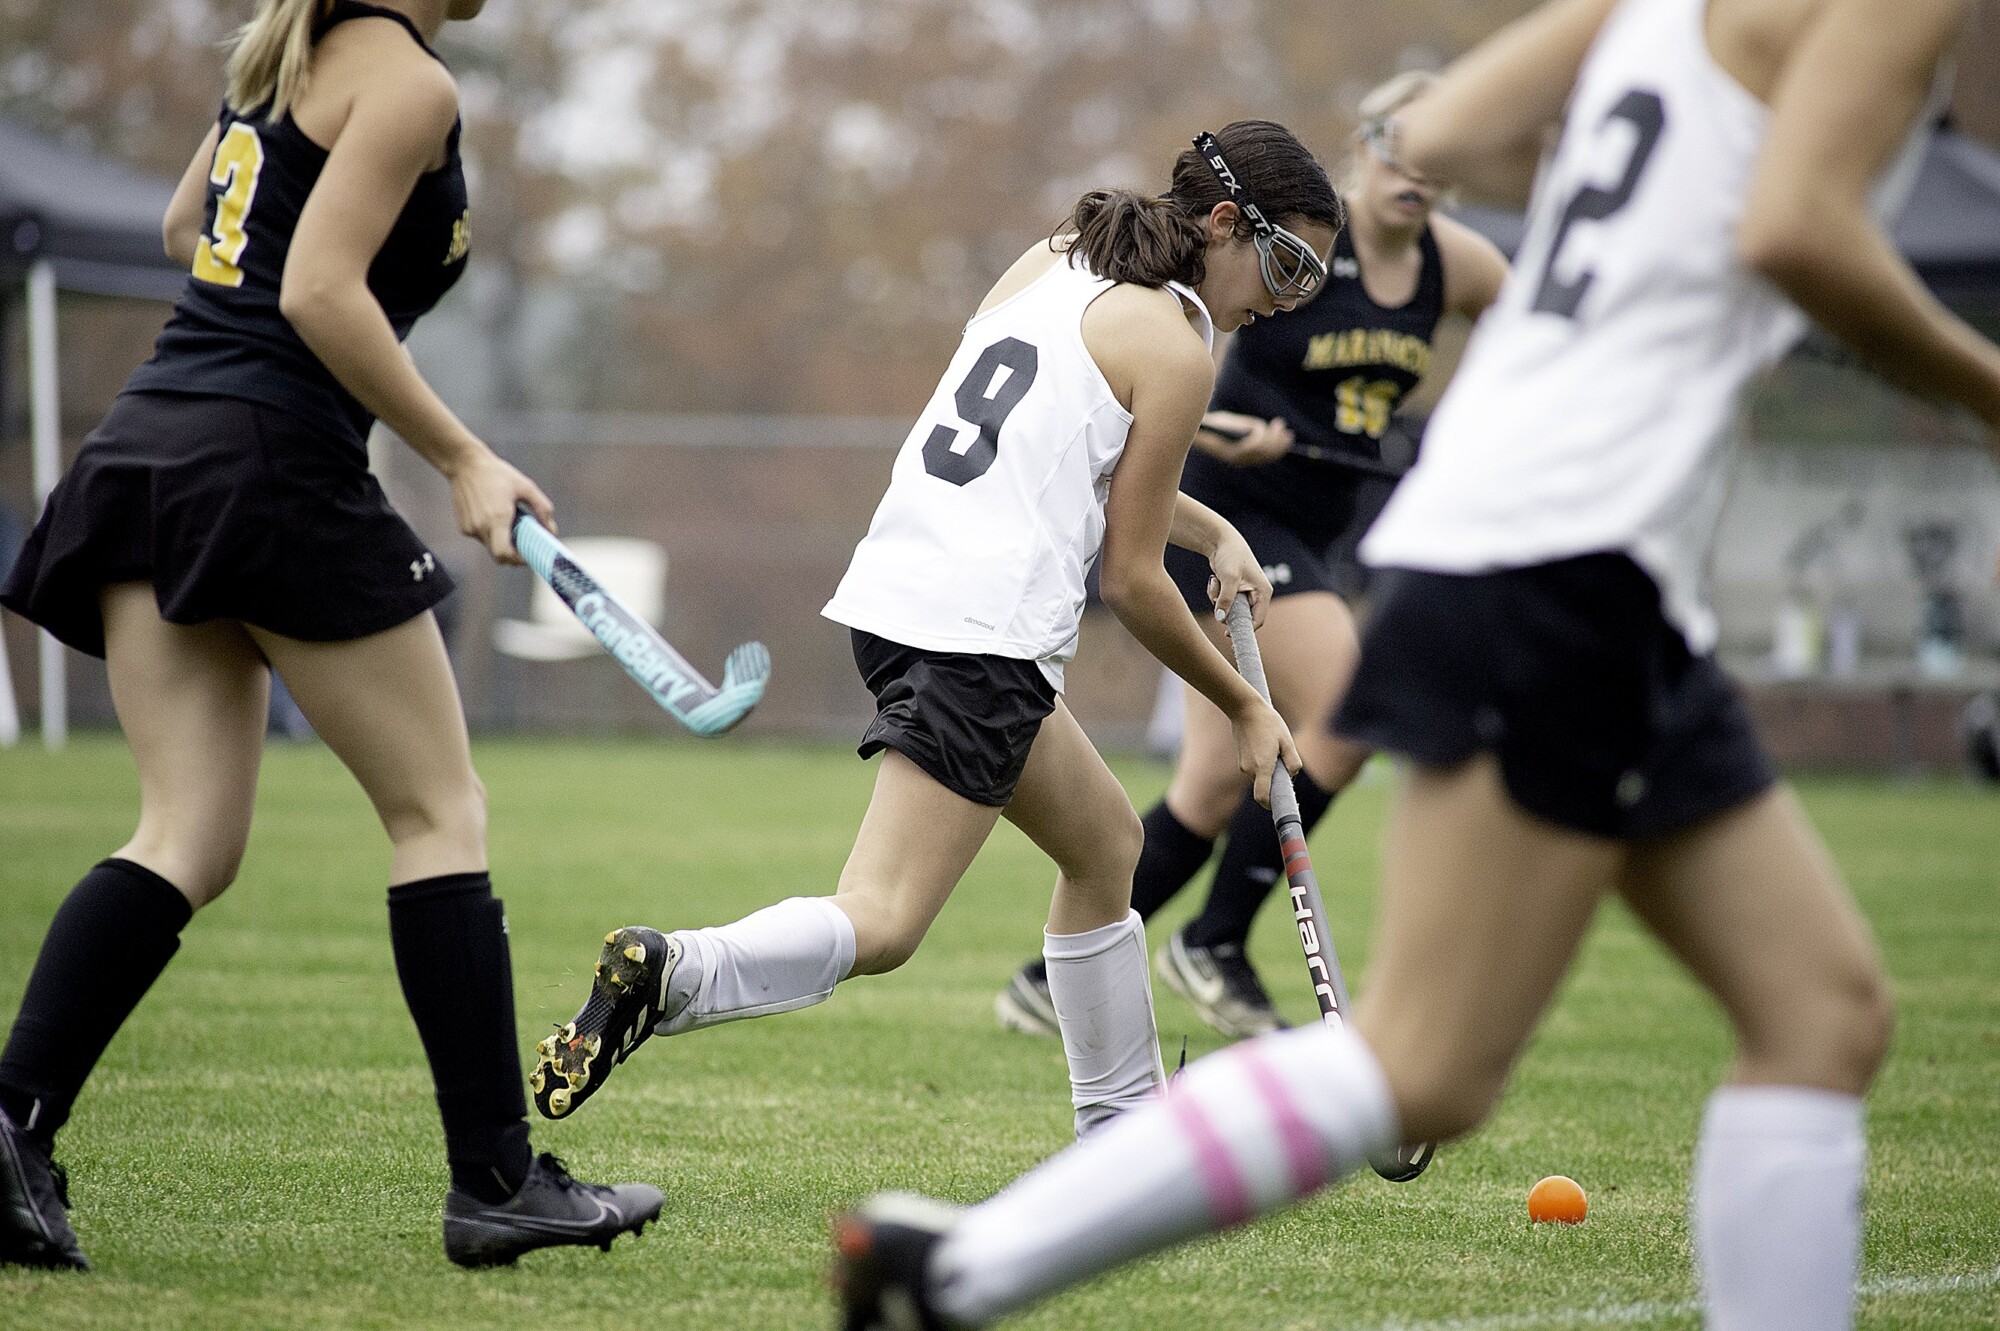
[{"left": 922, "top": 337, "right": 1040, "bottom": 486}]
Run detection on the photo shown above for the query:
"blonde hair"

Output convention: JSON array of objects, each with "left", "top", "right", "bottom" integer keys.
[
  {"left": 226, "top": 0, "right": 331, "bottom": 119},
  {"left": 1344, "top": 70, "right": 1441, "bottom": 192}
]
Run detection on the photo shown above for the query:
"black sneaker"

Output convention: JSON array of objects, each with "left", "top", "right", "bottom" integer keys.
[
  {"left": 832, "top": 1192, "right": 965, "bottom": 1331},
  {"left": 1155, "top": 932, "right": 1289, "bottom": 1039},
  {"left": 443, "top": 1153, "right": 664, "bottom": 1267},
  {"left": 992, "top": 959, "right": 1059, "bottom": 1038},
  {"left": 532, "top": 926, "right": 687, "bottom": 1120},
  {"left": 0, "top": 1107, "right": 88, "bottom": 1270}
]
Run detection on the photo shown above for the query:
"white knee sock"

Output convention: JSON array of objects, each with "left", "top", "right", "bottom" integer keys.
[
  {"left": 654, "top": 897, "right": 857, "bottom": 1035},
  {"left": 1693, "top": 1085, "right": 1866, "bottom": 1331},
  {"left": 1044, "top": 911, "right": 1165, "bottom": 1138},
  {"left": 930, "top": 1023, "right": 1398, "bottom": 1326}
]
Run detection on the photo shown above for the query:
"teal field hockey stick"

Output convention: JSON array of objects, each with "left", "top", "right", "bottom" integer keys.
[{"left": 512, "top": 504, "right": 770, "bottom": 737}]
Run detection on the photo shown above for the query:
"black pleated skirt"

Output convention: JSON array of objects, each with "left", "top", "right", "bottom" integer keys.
[{"left": 0, "top": 390, "right": 453, "bottom": 658}]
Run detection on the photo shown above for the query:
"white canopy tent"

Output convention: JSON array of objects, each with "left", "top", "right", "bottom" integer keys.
[{"left": 0, "top": 117, "right": 184, "bottom": 748}]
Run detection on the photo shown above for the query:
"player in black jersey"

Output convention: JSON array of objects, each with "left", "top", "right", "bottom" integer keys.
[
  {"left": 996, "top": 73, "right": 1508, "bottom": 1041},
  {"left": 0, "top": 0, "right": 659, "bottom": 1271}
]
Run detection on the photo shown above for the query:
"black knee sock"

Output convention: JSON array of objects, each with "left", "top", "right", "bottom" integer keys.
[
  {"left": 1024, "top": 801, "right": 1215, "bottom": 985},
  {"left": 386, "top": 873, "right": 533, "bottom": 1204},
  {"left": 1128, "top": 800, "right": 1221, "bottom": 920},
  {"left": 1181, "top": 770, "right": 1336, "bottom": 950},
  {"left": 0, "top": 858, "right": 193, "bottom": 1151}
]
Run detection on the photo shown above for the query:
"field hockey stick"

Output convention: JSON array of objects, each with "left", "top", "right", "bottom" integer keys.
[
  {"left": 1223, "top": 594, "right": 1435, "bottom": 1183},
  {"left": 511, "top": 504, "right": 770, "bottom": 737},
  {"left": 1201, "top": 422, "right": 1409, "bottom": 478}
]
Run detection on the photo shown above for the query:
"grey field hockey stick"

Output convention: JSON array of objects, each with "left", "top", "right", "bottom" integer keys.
[
  {"left": 1223, "top": 593, "right": 1434, "bottom": 1183},
  {"left": 511, "top": 504, "right": 770, "bottom": 737}
]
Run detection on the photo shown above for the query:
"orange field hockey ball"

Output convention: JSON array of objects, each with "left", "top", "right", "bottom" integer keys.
[{"left": 1528, "top": 1174, "right": 1588, "bottom": 1224}]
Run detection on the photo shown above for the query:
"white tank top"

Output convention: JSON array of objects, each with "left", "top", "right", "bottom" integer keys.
[
  {"left": 824, "top": 255, "right": 1213, "bottom": 689},
  {"left": 1361, "top": 0, "right": 1936, "bottom": 650}
]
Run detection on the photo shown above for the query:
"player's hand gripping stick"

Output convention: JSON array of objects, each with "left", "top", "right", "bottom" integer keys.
[
  {"left": 1223, "top": 594, "right": 1435, "bottom": 1183},
  {"left": 511, "top": 503, "right": 771, "bottom": 737}
]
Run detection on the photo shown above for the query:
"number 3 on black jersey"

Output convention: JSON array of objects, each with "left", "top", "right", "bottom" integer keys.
[
  {"left": 192, "top": 123, "right": 266, "bottom": 288},
  {"left": 922, "top": 337, "right": 1039, "bottom": 486}
]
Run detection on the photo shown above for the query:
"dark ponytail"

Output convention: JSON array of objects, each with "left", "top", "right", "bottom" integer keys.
[
  {"left": 1064, "top": 189, "right": 1210, "bottom": 286},
  {"left": 1060, "top": 120, "right": 1342, "bottom": 288}
]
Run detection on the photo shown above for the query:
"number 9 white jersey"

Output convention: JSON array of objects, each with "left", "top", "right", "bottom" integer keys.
[
  {"left": 824, "top": 255, "right": 1213, "bottom": 689},
  {"left": 1361, "top": 0, "right": 1937, "bottom": 651}
]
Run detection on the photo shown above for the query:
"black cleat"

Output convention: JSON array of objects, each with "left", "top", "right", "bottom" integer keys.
[
  {"left": 532, "top": 926, "right": 685, "bottom": 1120},
  {"left": 832, "top": 1192, "right": 967, "bottom": 1331},
  {"left": 0, "top": 1107, "right": 88, "bottom": 1271},
  {"left": 1155, "top": 932, "right": 1289, "bottom": 1039},
  {"left": 992, "top": 959, "right": 1060, "bottom": 1038},
  {"left": 443, "top": 1153, "right": 663, "bottom": 1267}
]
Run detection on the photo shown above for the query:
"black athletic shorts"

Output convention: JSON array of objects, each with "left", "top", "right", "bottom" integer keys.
[
  {"left": 0, "top": 391, "right": 452, "bottom": 657},
  {"left": 850, "top": 629, "right": 1058, "bottom": 807},
  {"left": 1333, "top": 552, "right": 1776, "bottom": 839},
  {"left": 1165, "top": 506, "right": 1341, "bottom": 618}
]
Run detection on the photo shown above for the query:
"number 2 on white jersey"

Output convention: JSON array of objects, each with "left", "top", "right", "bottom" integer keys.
[
  {"left": 192, "top": 123, "right": 266, "bottom": 288},
  {"left": 1530, "top": 90, "right": 1665, "bottom": 319}
]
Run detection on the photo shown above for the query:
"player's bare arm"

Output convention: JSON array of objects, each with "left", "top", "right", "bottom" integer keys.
[
  {"left": 1735, "top": 0, "right": 2000, "bottom": 440},
  {"left": 1168, "top": 492, "right": 1273, "bottom": 627},
  {"left": 1392, "top": 0, "right": 1622, "bottom": 205},
  {"left": 1434, "top": 212, "right": 1510, "bottom": 317},
  {"left": 280, "top": 22, "right": 552, "bottom": 562},
  {"left": 162, "top": 124, "right": 220, "bottom": 268},
  {"left": 1088, "top": 284, "right": 1299, "bottom": 802}
]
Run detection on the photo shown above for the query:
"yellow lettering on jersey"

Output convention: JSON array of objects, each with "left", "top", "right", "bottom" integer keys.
[
  {"left": 191, "top": 123, "right": 266, "bottom": 288},
  {"left": 445, "top": 210, "right": 470, "bottom": 265},
  {"left": 1301, "top": 327, "right": 1432, "bottom": 378}
]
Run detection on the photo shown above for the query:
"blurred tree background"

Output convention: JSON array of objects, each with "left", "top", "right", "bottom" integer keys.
[{"left": 2, "top": 0, "right": 1996, "bottom": 418}]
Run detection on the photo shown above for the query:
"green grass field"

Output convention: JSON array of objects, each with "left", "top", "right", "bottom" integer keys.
[{"left": 1, "top": 737, "right": 1995, "bottom": 1330}]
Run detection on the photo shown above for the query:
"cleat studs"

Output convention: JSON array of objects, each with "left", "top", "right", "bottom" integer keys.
[
  {"left": 604, "top": 931, "right": 619, "bottom": 946},
  {"left": 529, "top": 1068, "right": 546, "bottom": 1094},
  {"left": 623, "top": 943, "right": 647, "bottom": 963},
  {"left": 594, "top": 961, "right": 603, "bottom": 978},
  {"left": 549, "top": 1086, "right": 571, "bottom": 1115}
]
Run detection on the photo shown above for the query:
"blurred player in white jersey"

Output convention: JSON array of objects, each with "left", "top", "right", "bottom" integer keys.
[
  {"left": 532, "top": 123, "right": 1341, "bottom": 1142},
  {"left": 833, "top": 0, "right": 2000, "bottom": 1327}
]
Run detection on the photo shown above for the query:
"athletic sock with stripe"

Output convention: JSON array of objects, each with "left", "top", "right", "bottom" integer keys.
[
  {"left": 0, "top": 858, "right": 192, "bottom": 1151},
  {"left": 1043, "top": 911, "right": 1165, "bottom": 1138},
  {"left": 387, "top": 872, "right": 533, "bottom": 1204},
  {"left": 929, "top": 1023, "right": 1397, "bottom": 1325},
  {"left": 1693, "top": 1085, "right": 1865, "bottom": 1330}
]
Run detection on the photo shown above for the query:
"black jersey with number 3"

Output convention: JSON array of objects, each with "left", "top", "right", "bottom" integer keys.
[
  {"left": 124, "top": 0, "right": 469, "bottom": 451},
  {"left": 1183, "top": 220, "right": 1445, "bottom": 548}
]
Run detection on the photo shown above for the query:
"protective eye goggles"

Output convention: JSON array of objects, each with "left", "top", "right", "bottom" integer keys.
[{"left": 1193, "top": 131, "right": 1329, "bottom": 303}]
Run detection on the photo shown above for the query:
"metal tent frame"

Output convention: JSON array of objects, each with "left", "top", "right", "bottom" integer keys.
[{"left": 1, "top": 116, "right": 183, "bottom": 748}]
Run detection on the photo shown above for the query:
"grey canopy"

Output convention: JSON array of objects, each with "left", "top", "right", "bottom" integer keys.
[{"left": 0, "top": 115, "right": 184, "bottom": 301}]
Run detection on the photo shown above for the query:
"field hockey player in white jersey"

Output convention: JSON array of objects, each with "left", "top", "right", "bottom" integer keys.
[
  {"left": 829, "top": 0, "right": 2000, "bottom": 1326},
  {"left": 532, "top": 123, "right": 1341, "bottom": 1144}
]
